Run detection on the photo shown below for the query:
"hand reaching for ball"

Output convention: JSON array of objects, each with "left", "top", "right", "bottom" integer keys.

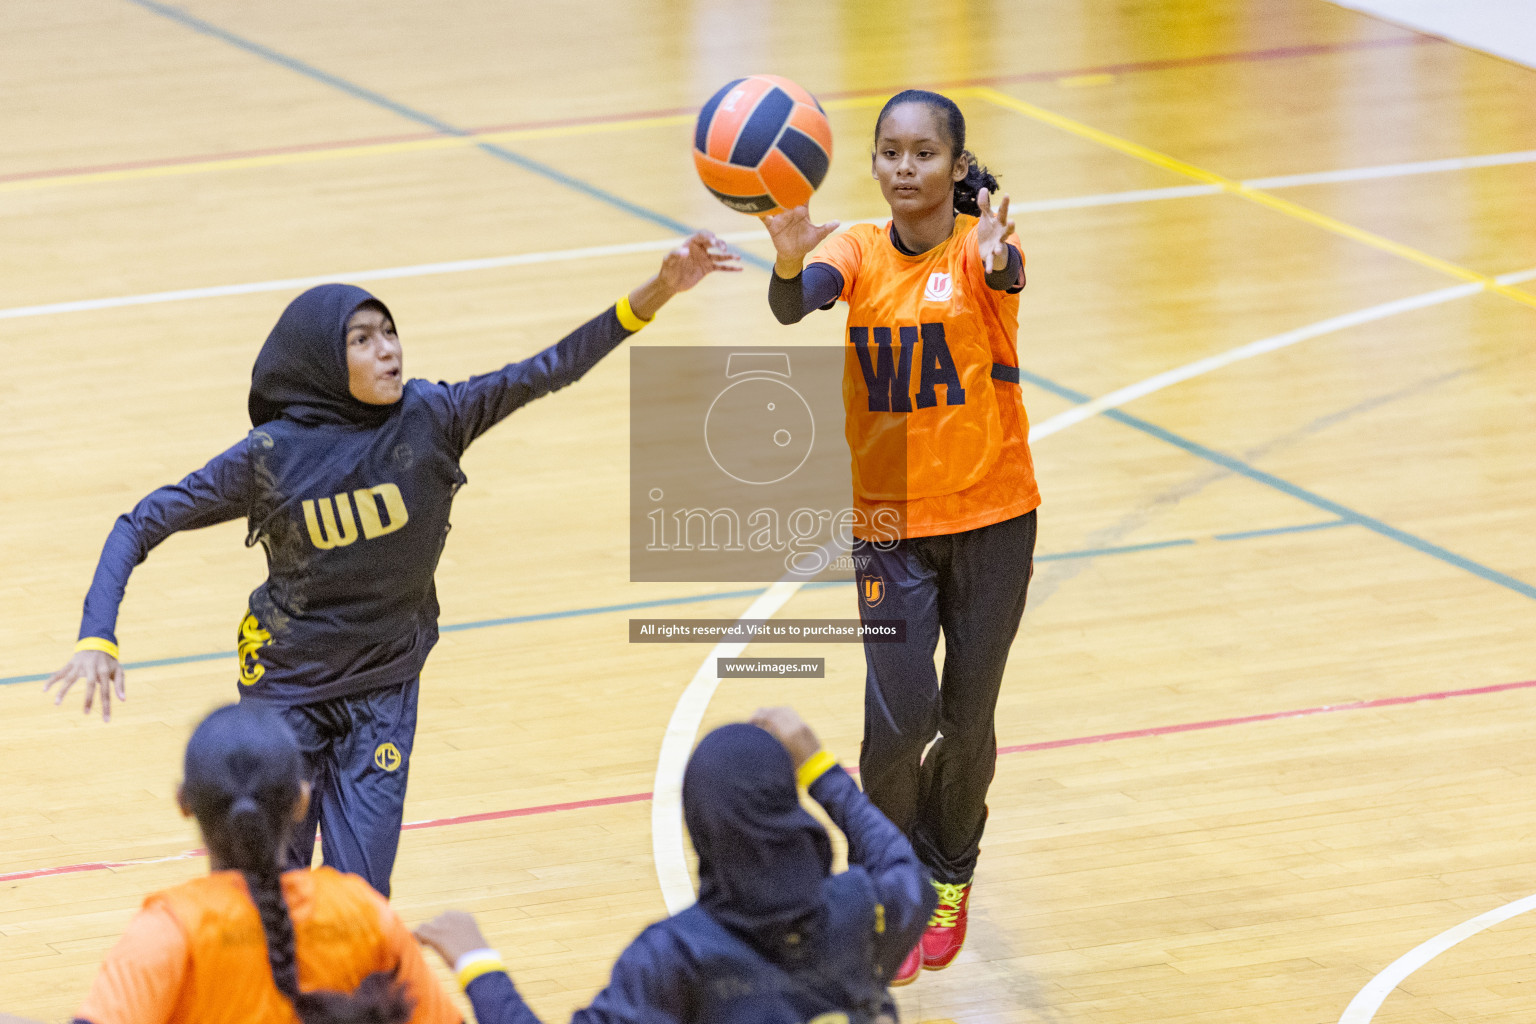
[
  {"left": 659, "top": 231, "right": 742, "bottom": 294},
  {"left": 627, "top": 230, "right": 742, "bottom": 322},
  {"left": 764, "top": 206, "right": 840, "bottom": 279}
]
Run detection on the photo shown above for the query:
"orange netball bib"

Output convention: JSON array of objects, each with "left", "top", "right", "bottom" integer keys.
[{"left": 815, "top": 216, "right": 1010, "bottom": 502}]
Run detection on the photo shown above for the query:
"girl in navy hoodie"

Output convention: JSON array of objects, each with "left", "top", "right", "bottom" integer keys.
[
  {"left": 45, "top": 231, "right": 739, "bottom": 897},
  {"left": 416, "top": 707, "right": 936, "bottom": 1023}
]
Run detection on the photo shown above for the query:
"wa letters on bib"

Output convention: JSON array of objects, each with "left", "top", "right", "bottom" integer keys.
[{"left": 831, "top": 217, "right": 1006, "bottom": 501}]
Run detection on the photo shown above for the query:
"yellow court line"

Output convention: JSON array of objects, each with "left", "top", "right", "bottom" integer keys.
[
  {"left": 0, "top": 97, "right": 881, "bottom": 196},
  {"left": 967, "top": 85, "right": 1536, "bottom": 311}
]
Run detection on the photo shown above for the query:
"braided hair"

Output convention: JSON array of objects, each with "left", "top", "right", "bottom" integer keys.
[
  {"left": 182, "top": 705, "right": 412, "bottom": 1024},
  {"left": 873, "top": 89, "right": 999, "bottom": 216}
]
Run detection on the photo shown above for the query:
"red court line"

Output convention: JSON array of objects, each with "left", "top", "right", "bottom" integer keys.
[
  {"left": 7, "top": 673, "right": 1526, "bottom": 886},
  {"left": 1, "top": 861, "right": 123, "bottom": 883},
  {"left": 0, "top": 36, "right": 1435, "bottom": 188},
  {"left": 997, "top": 677, "right": 1536, "bottom": 755},
  {"left": 400, "top": 790, "right": 652, "bottom": 831}
]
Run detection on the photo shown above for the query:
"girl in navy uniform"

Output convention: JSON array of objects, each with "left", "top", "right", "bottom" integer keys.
[
  {"left": 46, "top": 232, "right": 739, "bottom": 897},
  {"left": 415, "top": 707, "right": 935, "bottom": 1024}
]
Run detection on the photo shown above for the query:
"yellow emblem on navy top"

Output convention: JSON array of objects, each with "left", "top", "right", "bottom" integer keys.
[
  {"left": 237, "top": 611, "right": 271, "bottom": 686},
  {"left": 374, "top": 742, "right": 403, "bottom": 772}
]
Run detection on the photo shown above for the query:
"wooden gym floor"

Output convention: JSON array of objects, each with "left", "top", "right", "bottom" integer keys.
[{"left": 2, "top": 1, "right": 1534, "bottom": 1022}]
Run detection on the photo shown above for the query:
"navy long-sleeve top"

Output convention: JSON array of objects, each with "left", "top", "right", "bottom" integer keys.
[
  {"left": 79, "top": 305, "right": 635, "bottom": 706},
  {"left": 462, "top": 764, "right": 935, "bottom": 1024}
]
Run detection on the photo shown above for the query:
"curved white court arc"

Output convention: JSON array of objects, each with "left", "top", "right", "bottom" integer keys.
[
  {"left": 650, "top": 263, "right": 1536, "bottom": 912},
  {"left": 1338, "top": 891, "right": 1536, "bottom": 1023}
]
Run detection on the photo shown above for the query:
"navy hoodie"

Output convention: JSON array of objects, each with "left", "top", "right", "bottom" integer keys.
[
  {"left": 78, "top": 284, "right": 636, "bottom": 705},
  {"left": 463, "top": 725, "right": 936, "bottom": 1024}
]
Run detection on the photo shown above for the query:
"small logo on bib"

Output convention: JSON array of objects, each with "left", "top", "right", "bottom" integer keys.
[{"left": 923, "top": 272, "right": 953, "bottom": 302}]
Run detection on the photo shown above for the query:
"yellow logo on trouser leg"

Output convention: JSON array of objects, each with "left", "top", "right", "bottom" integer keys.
[
  {"left": 374, "top": 743, "right": 403, "bottom": 772},
  {"left": 238, "top": 612, "right": 271, "bottom": 686}
]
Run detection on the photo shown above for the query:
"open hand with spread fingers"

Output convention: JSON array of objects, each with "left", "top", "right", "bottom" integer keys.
[
  {"left": 628, "top": 230, "right": 742, "bottom": 321},
  {"left": 44, "top": 649, "right": 126, "bottom": 722},
  {"left": 763, "top": 205, "right": 841, "bottom": 279},
  {"left": 974, "top": 186, "right": 1016, "bottom": 274}
]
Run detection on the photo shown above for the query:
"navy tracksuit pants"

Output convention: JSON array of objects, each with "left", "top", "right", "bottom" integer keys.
[
  {"left": 274, "top": 678, "right": 419, "bottom": 897},
  {"left": 853, "top": 510, "right": 1036, "bottom": 885}
]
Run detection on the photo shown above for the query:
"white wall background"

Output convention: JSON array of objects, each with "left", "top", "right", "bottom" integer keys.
[{"left": 1327, "top": 0, "right": 1536, "bottom": 68}]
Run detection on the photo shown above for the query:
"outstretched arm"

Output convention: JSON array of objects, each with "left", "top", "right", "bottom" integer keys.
[
  {"left": 445, "top": 232, "right": 740, "bottom": 453},
  {"left": 417, "top": 912, "right": 686, "bottom": 1024},
  {"left": 415, "top": 912, "right": 542, "bottom": 1024},
  {"left": 766, "top": 262, "right": 844, "bottom": 325},
  {"left": 570, "top": 938, "right": 687, "bottom": 1024},
  {"left": 45, "top": 442, "right": 251, "bottom": 721}
]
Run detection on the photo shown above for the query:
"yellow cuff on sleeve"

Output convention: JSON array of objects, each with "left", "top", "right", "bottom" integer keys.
[
  {"left": 797, "top": 749, "right": 837, "bottom": 789},
  {"left": 75, "top": 637, "right": 120, "bottom": 660},
  {"left": 615, "top": 295, "right": 653, "bottom": 333},
  {"left": 455, "top": 950, "right": 506, "bottom": 990}
]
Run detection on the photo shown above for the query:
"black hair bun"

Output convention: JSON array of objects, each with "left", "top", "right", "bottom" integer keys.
[{"left": 953, "top": 152, "right": 999, "bottom": 216}]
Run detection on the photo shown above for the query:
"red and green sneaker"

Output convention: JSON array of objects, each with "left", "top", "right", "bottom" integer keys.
[
  {"left": 892, "top": 942, "right": 922, "bottom": 986},
  {"left": 920, "top": 879, "right": 972, "bottom": 970}
]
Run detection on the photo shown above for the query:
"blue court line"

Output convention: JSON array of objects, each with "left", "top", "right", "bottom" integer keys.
[
  {"left": 440, "top": 587, "right": 771, "bottom": 633},
  {"left": 1213, "top": 519, "right": 1351, "bottom": 541},
  {"left": 1037, "top": 538, "right": 1195, "bottom": 560},
  {"left": 122, "top": 0, "right": 773, "bottom": 271},
  {"left": 1018, "top": 368, "right": 1536, "bottom": 601},
  {"left": 3, "top": 588, "right": 779, "bottom": 688},
  {"left": 2, "top": 523, "right": 1371, "bottom": 689},
  {"left": 1030, "top": 521, "right": 1352, "bottom": 561}
]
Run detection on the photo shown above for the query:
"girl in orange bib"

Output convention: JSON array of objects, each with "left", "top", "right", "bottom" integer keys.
[
  {"left": 766, "top": 89, "right": 1040, "bottom": 986},
  {"left": 75, "top": 704, "right": 461, "bottom": 1024}
]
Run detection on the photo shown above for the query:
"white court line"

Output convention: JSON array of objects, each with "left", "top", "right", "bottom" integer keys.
[
  {"left": 1012, "top": 184, "right": 1221, "bottom": 210},
  {"left": 0, "top": 188, "right": 1214, "bottom": 323},
  {"left": 650, "top": 581, "right": 807, "bottom": 913},
  {"left": 6, "top": 149, "right": 1536, "bottom": 323},
  {"left": 1338, "top": 891, "right": 1536, "bottom": 1023},
  {"left": 0, "top": 238, "right": 696, "bottom": 322},
  {"left": 1028, "top": 285, "right": 1482, "bottom": 440},
  {"left": 1029, "top": 262, "right": 1536, "bottom": 440},
  {"left": 649, "top": 262, "right": 1536, "bottom": 912},
  {"left": 1245, "top": 149, "right": 1536, "bottom": 190}
]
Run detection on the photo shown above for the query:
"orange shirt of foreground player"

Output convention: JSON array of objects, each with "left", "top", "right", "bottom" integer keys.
[
  {"left": 78, "top": 868, "right": 461, "bottom": 1024},
  {"left": 811, "top": 213, "right": 1040, "bottom": 539}
]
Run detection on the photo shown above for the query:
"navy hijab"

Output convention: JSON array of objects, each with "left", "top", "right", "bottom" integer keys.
[
  {"left": 683, "top": 724, "right": 833, "bottom": 962},
  {"left": 249, "top": 283, "right": 399, "bottom": 429}
]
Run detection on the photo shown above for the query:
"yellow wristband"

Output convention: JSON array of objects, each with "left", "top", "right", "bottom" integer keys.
[
  {"left": 456, "top": 952, "right": 506, "bottom": 990},
  {"left": 75, "top": 637, "right": 120, "bottom": 660},
  {"left": 797, "top": 749, "right": 838, "bottom": 789},
  {"left": 615, "top": 295, "right": 653, "bottom": 333}
]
